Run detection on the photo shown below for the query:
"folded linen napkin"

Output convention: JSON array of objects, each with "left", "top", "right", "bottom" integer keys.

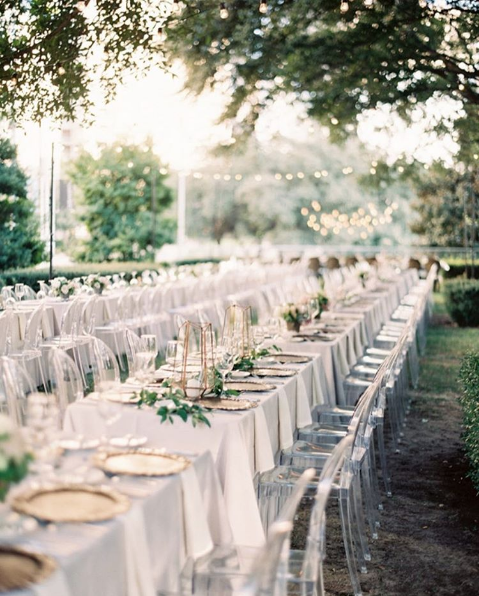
[
  {"left": 295, "top": 373, "right": 313, "bottom": 427},
  {"left": 33, "top": 568, "right": 72, "bottom": 596},
  {"left": 122, "top": 505, "right": 156, "bottom": 596},
  {"left": 277, "top": 388, "right": 293, "bottom": 450},
  {"left": 180, "top": 465, "right": 214, "bottom": 560}
]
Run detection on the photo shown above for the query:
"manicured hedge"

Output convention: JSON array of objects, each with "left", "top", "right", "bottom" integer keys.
[
  {"left": 0, "top": 258, "right": 221, "bottom": 292},
  {"left": 444, "top": 279, "right": 479, "bottom": 327},
  {"left": 459, "top": 352, "right": 479, "bottom": 492},
  {"left": 442, "top": 264, "right": 479, "bottom": 280}
]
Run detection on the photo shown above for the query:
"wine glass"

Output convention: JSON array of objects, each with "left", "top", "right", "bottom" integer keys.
[
  {"left": 25, "top": 393, "right": 61, "bottom": 475},
  {"left": 252, "top": 325, "right": 265, "bottom": 350},
  {"left": 216, "top": 339, "right": 235, "bottom": 397},
  {"left": 97, "top": 380, "right": 122, "bottom": 446},
  {"left": 14, "top": 284, "right": 25, "bottom": 302},
  {"left": 136, "top": 334, "right": 157, "bottom": 382}
]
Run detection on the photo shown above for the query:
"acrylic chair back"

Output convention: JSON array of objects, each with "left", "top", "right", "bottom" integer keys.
[
  {"left": 302, "top": 434, "right": 355, "bottom": 596},
  {"left": 48, "top": 348, "right": 84, "bottom": 417},
  {"left": 90, "top": 337, "right": 121, "bottom": 389},
  {"left": 0, "top": 356, "right": 36, "bottom": 426}
]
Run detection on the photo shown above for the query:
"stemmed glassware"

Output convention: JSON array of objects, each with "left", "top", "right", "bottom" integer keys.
[
  {"left": 215, "top": 338, "right": 236, "bottom": 397},
  {"left": 25, "top": 393, "right": 61, "bottom": 476},
  {"left": 15, "top": 284, "right": 25, "bottom": 302},
  {"left": 97, "top": 380, "right": 122, "bottom": 446},
  {"left": 134, "top": 334, "right": 157, "bottom": 382}
]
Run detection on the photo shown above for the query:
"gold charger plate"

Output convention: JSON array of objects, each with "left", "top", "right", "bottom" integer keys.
[
  {"left": 198, "top": 397, "right": 258, "bottom": 411},
  {"left": 93, "top": 449, "right": 191, "bottom": 477},
  {"left": 0, "top": 546, "right": 56, "bottom": 593},
  {"left": 225, "top": 381, "right": 276, "bottom": 392},
  {"left": 252, "top": 368, "right": 296, "bottom": 377},
  {"left": 12, "top": 484, "right": 130, "bottom": 523},
  {"left": 275, "top": 354, "right": 311, "bottom": 364}
]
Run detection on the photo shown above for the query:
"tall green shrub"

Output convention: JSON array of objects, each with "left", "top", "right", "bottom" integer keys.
[
  {"left": 0, "top": 138, "right": 45, "bottom": 270},
  {"left": 459, "top": 352, "right": 479, "bottom": 492},
  {"left": 444, "top": 279, "right": 479, "bottom": 327}
]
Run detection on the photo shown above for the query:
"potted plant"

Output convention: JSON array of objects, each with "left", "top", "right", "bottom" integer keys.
[
  {"left": 50, "top": 277, "right": 78, "bottom": 300},
  {"left": 280, "top": 303, "right": 306, "bottom": 333},
  {"left": 311, "top": 291, "right": 329, "bottom": 320}
]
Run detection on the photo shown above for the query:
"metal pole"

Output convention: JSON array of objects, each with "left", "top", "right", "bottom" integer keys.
[
  {"left": 151, "top": 167, "right": 157, "bottom": 255},
  {"left": 177, "top": 171, "right": 186, "bottom": 245},
  {"left": 472, "top": 171, "right": 476, "bottom": 278},
  {"left": 49, "top": 142, "right": 54, "bottom": 279}
]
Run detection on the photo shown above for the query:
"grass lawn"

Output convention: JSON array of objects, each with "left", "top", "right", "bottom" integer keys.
[{"left": 418, "top": 292, "right": 479, "bottom": 397}]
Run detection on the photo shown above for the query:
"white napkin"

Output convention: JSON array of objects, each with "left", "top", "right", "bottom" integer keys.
[
  {"left": 122, "top": 506, "right": 156, "bottom": 596},
  {"left": 180, "top": 465, "right": 214, "bottom": 559},
  {"left": 17, "top": 311, "right": 26, "bottom": 342},
  {"left": 253, "top": 406, "right": 275, "bottom": 473},
  {"left": 277, "top": 388, "right": 293, "bottom": 449},
  {"left": 295, "top": 373, "right": 313, "bottom": 427},
  {"left": 33, "top": 568, "right": 71, "bottom": 596},
  {"left": 346, "top": 332, "right": 357, "bottom": 368},
  {"left": 311, "top": 358, "right": 327, "bottom": 407}
]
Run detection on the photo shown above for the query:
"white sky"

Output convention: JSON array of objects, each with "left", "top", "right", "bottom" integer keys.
[{"left": 10, "top": 63, "right": 460, "bottom": 177}]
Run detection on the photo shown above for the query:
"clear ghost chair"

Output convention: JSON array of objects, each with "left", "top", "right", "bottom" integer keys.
[
  {"left": 258, "top": 387, "right": 379, "bottom": 596},
  {"left": 189, "top": 468, "right": 315, "bottom": 596},
  {"left": 5, "top": 303, "right": 48, "bottom": 391},
  {"left": 22, "top": 285, "right": 38, "bottom": 300},
  {"left": 0, "top": 356, "right": 36, "bottom": 426},
  {"left": 89, "top": 337, "right": 121, "bottom": 389},
  {"left": 48, "top": 348, "right": 84, "bottom": 418}
]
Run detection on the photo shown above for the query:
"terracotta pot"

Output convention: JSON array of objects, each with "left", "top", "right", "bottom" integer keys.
[{"left": 286, "top": 321, "right": 301, "bottom": 333}]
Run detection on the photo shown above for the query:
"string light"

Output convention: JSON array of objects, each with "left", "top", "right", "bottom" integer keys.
[
  {"left": 340, "top": 1, "right": 349, "bottom": 13},
  {"left": 219, "top": 2, "right": 229, "bottom": 19},
  {"left": 259, "top": 0, "right": 268, "bottom": 13},
  {"left": 76, "top": 0, "right": 86, "bottom": 12},
  {"left": 156, "top": 27, "right": 167, "bottom": 43}
]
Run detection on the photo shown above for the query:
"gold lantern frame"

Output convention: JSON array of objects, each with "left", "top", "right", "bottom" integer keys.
[
  {"left": 174, "top": 321, "right": 216, "bottom": 398},
  {"left": 222, "top": 304, "right": 253, "bottom": 358}
]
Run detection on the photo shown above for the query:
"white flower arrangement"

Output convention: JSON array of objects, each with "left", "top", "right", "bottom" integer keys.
[
  {"left": 0, "top": 414, "right": 31, "bottom": 501},
  {"left": 84, "top": 274, "right": 110, "bottom": 295},
  {"left": 50, "top": 277, "right": 78, "bottom": 299}
]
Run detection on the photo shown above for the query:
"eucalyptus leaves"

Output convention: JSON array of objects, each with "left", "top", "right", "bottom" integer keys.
[
  {"left": 137, "top": 383, "right": 211, "bottom": 428},
  {"left": 0, "top": 414, "right": 32, "bottom": 502},
  {"left": 234, "top": 346, "right": 281, "bottom": 372}
]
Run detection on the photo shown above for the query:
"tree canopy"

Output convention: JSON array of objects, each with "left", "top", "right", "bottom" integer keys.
[
  {"left": 0, "top": 0, "right": 172, "bottom": 122},
  {"left": 0, "top": 137, "right": 45, "bottom": 271},
  {"left": 69, "top": 142, "right": 174, "bottom": 262},
  {"left": 167, "top": 0, "right": 479, "bottom": 157}
]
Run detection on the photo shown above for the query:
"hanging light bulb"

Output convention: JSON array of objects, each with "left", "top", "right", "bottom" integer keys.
[
  {"left": 340, "top": 1, "right": 349, "bottom": 12},
  {"left": 259, "top": 0, "right": 267, "bottom": 13},
  {"left": 220, "top": 2, "right": 229, "bottom": 18}
]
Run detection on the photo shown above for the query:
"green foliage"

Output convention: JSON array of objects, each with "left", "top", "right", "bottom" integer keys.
[
  {"left": 0, "top": 258, "right": 221, "bottom": 292},
  {"left": 233, "top": 346, "right": 281, "bottom": 371},
  {"left": 212, "top": 368, "right": 239, "bottom": 397},
  {"left": 136, "top": 384, "right": 211, "bottom": 428},
  {"left": 459, "top": 352, "right": 479, "bottom": 492},
  {"left": 69, "top": 142, "right": 174, "bottom": 262},
  {"left": 187, "top": 132, "right": 412, "bottom": 246},
  {"left": 0, "top": 452, "right": 32, "bottom": 502},
  {"left": 0, "top": 138, "right": 45, "bottom": 271},
  {"left": 167, "top": 0, "right": 479, "bottom": 153},
  {"left": 0, "top": 1, "right": 171, "bottom": 123},
  {"left": 444, "top": 280, "right": 479, "bottom": 327},
  {"left": 443, "top": 262, "right": 479, "bottom": 280}
]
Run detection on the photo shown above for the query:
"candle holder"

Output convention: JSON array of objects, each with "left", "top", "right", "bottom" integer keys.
[
  {"left": 222, "top": 304, "right": 253, "bottom": 358},
  {"left": 175, "top": 321, "right": 216, "bottom": 399}
]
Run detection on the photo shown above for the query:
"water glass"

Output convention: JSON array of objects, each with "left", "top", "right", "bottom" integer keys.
[{"left": 15, "top": 284, "right": 25, "bottom": 302}]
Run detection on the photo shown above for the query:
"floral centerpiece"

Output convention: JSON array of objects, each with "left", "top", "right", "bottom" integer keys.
[
  {"left": 0, "top": 414, "right": 31, "bottom": 502},
  {"left": 279, "top": 303, "right": 306, "bottom": 333},
  {"left": 310, "top": 291, "right": 329, "bottom": 320},
  {"left": 84, "top": 274, "right": 110, "bottom": 295},
  {"left": 50, "top": 277, "right": 78, "bottom": 300}
]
